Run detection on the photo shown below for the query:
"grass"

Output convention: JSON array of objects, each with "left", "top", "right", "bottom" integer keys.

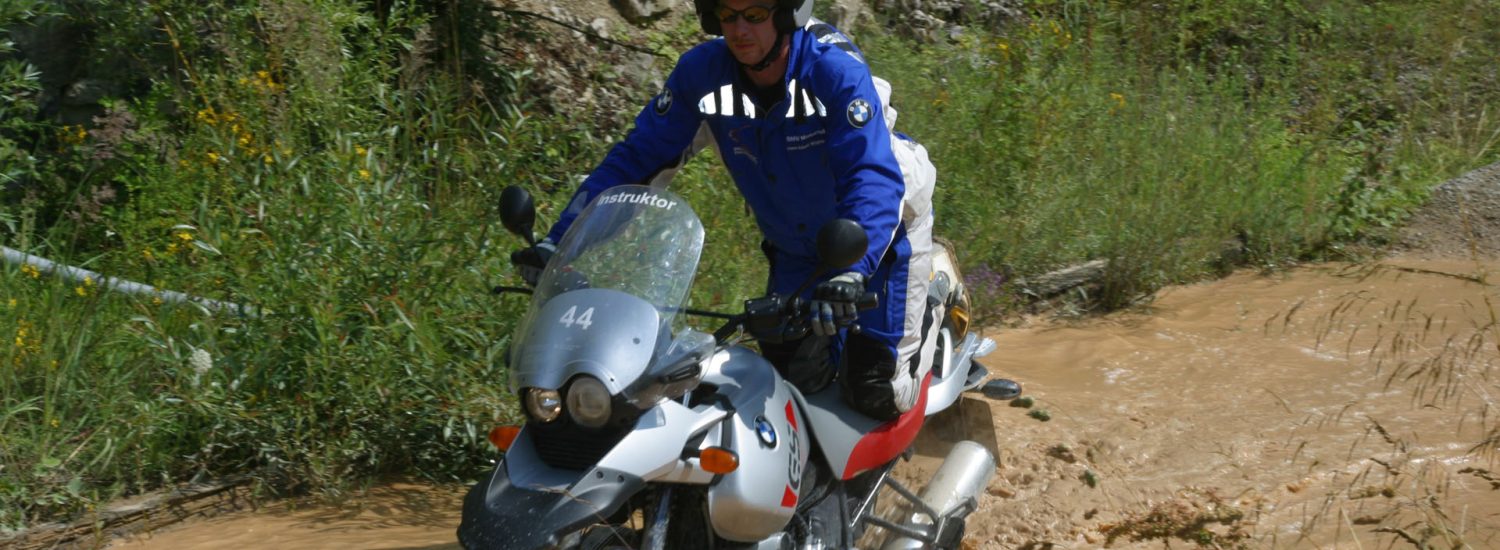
[
  {"left": 859, "top": 0, "right": 1500, "bottom": 312},
  {"left": 1, "top": 0, "right": 1499, "bottom": 534}
]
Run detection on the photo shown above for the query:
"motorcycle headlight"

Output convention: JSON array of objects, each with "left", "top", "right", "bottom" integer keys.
[
  {"left": 524, "top": 388, "right": 562, "bottom": 423},
  {"left": 566, "top": 376, "right": 612, "bottom": 428}
]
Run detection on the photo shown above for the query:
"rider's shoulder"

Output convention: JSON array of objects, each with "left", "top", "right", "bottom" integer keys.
[{"left": 794, "top": 32, "right": 873, "bottom": 95}]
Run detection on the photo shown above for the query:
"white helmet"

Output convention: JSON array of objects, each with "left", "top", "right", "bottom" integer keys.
[{"left": 694, "top": 0, "right": 812, "bottom": 35}]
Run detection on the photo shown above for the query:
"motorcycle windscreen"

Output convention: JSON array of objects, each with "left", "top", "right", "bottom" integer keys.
[{"left": 509, "top": 185, "right": 705, "bottom": 393}]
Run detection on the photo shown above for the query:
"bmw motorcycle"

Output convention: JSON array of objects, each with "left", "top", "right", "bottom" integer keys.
[{"left": 459, "top": 184, "right": 1002, "bottom": 549}]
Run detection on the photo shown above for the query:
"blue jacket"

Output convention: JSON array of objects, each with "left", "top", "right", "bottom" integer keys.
[{"left": 547, "top": 22, "right": 905, "bottom": 279}]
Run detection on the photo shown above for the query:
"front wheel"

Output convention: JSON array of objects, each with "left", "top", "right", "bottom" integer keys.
[{"left": 577, "top": 524, "right": 638, "bottom": 550}]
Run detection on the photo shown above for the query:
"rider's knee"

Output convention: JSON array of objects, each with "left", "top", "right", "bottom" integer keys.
[{"left": 840, "top": 333, "right": 904, "bottom": 421}]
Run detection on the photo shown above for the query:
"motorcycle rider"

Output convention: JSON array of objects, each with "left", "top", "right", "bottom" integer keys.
[{"left": 512, "top": 0, "right": 937, "bottom": 421}]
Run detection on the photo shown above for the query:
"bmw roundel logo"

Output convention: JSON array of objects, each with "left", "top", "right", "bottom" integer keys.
[
  {"left": 654, "top": 87, "right": 673, "bottom": 116},
  {"left": 754, "top": 415, "right": 777, "bottom": 447},
  {"left": 846, "top": 98, "right": 872, "bottom": 128}
]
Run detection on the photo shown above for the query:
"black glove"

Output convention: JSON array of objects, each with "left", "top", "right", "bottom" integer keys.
[
  {"left": 810, "top": 272, "right": 864, "bottom": 336},
  {"left": 509, "top": 240, "right": 556, "bottom": 287}
]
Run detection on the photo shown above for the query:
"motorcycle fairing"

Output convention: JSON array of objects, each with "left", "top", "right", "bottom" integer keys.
[
  {"left": 509, "top": 288, "right": 664, "bottom": 395},
  {"left": 459, "top": 397, "right": 728, "bottom": 549},
  {"left": 701, "top": 346, "right": 812, "bottom": 542},
  {"left": 797, "top": 372, "right": 932, "bottom": 480}
]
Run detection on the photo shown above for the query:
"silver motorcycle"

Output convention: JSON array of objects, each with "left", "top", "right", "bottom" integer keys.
[{"left": 459, "top": 184, "right": 1002, "bottom": 549}]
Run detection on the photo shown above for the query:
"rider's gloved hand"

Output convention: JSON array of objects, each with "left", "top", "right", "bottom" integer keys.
[
  {"left": 810, "top": 272, "right": 865, "bottom": 336},
  {"left": 509, "top": 240, "right": 556, "bottom": 287}
]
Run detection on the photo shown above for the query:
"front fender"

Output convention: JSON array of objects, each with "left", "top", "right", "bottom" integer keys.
[{"left": 457, "top": 456, "right": 644, "bottom": 550}]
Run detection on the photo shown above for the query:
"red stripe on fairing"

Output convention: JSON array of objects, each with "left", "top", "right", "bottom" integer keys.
[
  {"left": 784, "top": 401, "right": 797, "bottom": 431},
  {"left": 840, "top": 372, "right": 933, "bottom": 480},
  {"left": 781, "top": 486, "right": 797, "bottom": 508}
]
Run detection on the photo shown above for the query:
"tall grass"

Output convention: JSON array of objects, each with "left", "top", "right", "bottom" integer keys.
[
  {"left": 863, "top": 0, "right": 1500, "bottom": 310},
  {"left": 1, "top": 0, "right": 1498, "bottom": 532}
]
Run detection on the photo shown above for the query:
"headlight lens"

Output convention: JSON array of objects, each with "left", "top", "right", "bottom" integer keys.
[
  {"left": 524, "top": 388, "right": 562, "bottom": 422},
  {"left": 566, "top": 376, "right": 612, "bottom": 428}
]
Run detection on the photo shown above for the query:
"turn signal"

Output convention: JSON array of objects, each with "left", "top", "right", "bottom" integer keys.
[
  {"left": 488, "top": 425, "right": 521, "bottom": 451},
  {"left": 948, "top": 305, "right": 971, "bottom": 341},
  {"left": 699, "top": 447, "right": 740, "bottom": 474}
]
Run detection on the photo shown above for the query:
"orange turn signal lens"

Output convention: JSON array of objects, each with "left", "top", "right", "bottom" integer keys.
[
  {"left": 699, "top": 447, "right": 740, "bottom": 474},
  {"left": 488, "top": 425, "right": 521, "bottom": 451}
]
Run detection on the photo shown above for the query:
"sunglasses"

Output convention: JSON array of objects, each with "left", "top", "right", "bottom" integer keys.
[{"left": 715, "top": 4, "right": 775, "bottom": 24}]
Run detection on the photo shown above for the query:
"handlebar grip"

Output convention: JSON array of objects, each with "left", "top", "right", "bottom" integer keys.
[{"left": 856, "top": 292, "right": 878, "bottom": 311}]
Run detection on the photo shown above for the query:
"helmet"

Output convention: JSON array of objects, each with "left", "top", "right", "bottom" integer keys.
[{"left": 694, "top": 0, "right": 812, "bottom": 36}]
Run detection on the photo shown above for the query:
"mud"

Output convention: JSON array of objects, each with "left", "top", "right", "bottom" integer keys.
[
  {"left": 109, "top": 257, "right": 1500, "bottom": 549},
  {"left": 108, "top": 482, "right": 465, "bottom": 549},
  {"left": 905, "top": 257, "right": 1500, "bottom": 549}
]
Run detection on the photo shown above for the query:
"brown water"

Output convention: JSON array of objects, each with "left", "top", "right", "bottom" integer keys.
[{"left": 111, "top": 260, "right": 1500, "bottom": 549}]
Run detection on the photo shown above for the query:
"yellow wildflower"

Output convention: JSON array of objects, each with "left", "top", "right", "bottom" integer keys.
[
  {"left": 21, "top": 264, "right": 40, "bottom": 279},
  {"left": 263, "top": 154, "right": 274, "bottom": 165},
  {"left": 167, "top": 243, "right": 179, "bottom": 254},
  {"left": 152, "top": 296, "right": 164, "bottom": 306},
  {"left": 359, "top": 169, "right": 372, "bottom": 180},
  {"left": 197, "top": 108, "right": 218, "bottom": 125},
  {"left": 143, "top": 248, "right": 155, "bottom": 261},
  {"left": 50, "top": 418, "right": 59, "bottom": 428},
  {"left": 7, "top": 298, "right": 15, "bottom": 308},
  {"left": 1109, "top": 92, "right": 1126, "bottom": 112},
  {"left": 75, "top": 285, "right": 88, "bottom": 297},
  {"left": 206, "top": 151, "right": 221, "bottom": 163},
  {"left": 355, "top": 145, "right": 367, "bottom": 156},
  {"left": 14, "top": 320, "right": 41, "bottom": 360},
  {"left": 176, "top": 231, "right": 194, "bottom": 242}
]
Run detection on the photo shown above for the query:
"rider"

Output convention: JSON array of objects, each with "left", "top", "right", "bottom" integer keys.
[{"left": 512, "top": 0, "right": 937, "bottom": 421}]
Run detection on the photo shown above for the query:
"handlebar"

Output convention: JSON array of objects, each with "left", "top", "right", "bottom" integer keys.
[{"left": 712, "top": 291, "right": 878, "bottom": 344}]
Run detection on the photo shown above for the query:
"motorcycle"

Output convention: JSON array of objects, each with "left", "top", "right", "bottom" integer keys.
[{"left": 459, "top": 184, "right": 1003, "bottom": 549}]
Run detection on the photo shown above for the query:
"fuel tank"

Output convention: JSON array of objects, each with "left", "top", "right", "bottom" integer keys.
[{"left": 700, "top": 346, "right": 812, "bottom": 543}]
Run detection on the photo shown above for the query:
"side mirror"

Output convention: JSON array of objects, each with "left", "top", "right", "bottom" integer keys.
[
  {"left": 816, "top": 218, "right": 868, "bottom": 270},
  {"left": 498, "top": 186, "right": 537, "bottom": 245}
]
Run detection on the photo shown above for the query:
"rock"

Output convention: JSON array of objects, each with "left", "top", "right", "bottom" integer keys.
[
  {"left": 613, "top": 0, "right": 673, "bottom": 24},
  {"left": 589, "top": 17, "right": 610, "bottom": 39}
]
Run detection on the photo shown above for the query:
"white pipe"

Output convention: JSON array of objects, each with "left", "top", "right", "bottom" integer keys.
[
  {"left": 882, "top": 440, "right": 996, "bottom": 550},
  {"left": 3, "top": 246, "right": 256, "bottom": 316}
]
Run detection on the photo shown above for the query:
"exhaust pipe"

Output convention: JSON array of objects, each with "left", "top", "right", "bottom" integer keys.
[{"left": 881, "top": 441, "right": 996, "bottom": 550}]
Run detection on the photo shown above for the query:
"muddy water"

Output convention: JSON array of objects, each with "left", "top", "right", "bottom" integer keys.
[
  {"left": 111, "top": 260, "right": 1500, "bottom": 549},
  {"left": 935, "top": 259, "right": 1500, "bottom": 549}
]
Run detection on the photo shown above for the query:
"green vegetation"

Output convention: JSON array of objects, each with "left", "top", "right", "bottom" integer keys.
[
  {"left": 2, "top": 0, "right": 1497, "bottom": 533},
  {"left": 863, "top": 0, "right": 1500, "bottom": 310}
]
